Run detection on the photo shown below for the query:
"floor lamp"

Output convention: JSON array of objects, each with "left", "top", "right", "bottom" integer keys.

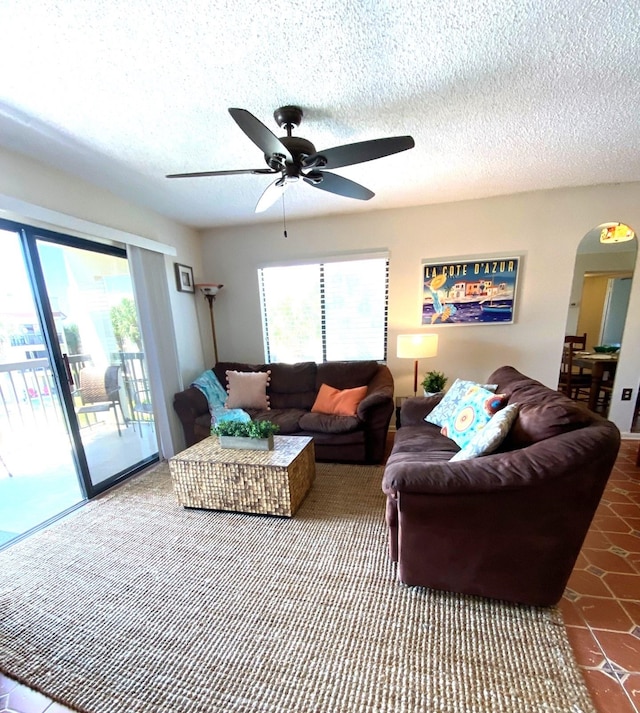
[
  {"left": 397, "top": 334, "right": 439, "bottom": 396},
  {"left": 196, "top": 283, "right": 223, "bottom": 363}
]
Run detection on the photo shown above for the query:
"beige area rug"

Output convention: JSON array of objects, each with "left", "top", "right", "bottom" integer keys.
[{"left": 0, "top": 462, "right": 594, "bottom": 713}]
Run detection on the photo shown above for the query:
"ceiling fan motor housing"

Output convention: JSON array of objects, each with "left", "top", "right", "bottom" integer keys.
[
  {"left": 265, "top": 106, "right": 319, "bottom": 172},
  {"left": 270, "top": 136, "right": 316, "bottom": 164},
  {"left": 273, "top": 105, "right": 304, "bottom": 132}
]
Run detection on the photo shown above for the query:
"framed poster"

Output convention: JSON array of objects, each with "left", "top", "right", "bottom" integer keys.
[
  {"left": 174, "top": 263, "right": 195, "bottom": 293},
  {"left": 421, "top": 256, "right": 520, "bottom": 326}
]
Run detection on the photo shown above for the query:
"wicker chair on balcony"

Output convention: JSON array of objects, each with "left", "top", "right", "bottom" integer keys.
[{"left": 75, "top": 366, "right": 124, "bottom": 436}]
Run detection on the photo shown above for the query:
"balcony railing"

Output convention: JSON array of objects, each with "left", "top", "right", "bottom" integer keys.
[{"left": 0, "top": 353, "right": 151, "bottom": 432}]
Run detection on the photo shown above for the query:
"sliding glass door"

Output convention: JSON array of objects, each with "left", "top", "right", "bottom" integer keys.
[
  {"left": 0, "top": 228, "right": 83, "bottom": 545},
  {"left": 0, "top": 220, "right": 158, "bottom": 547},
  {"left": 36, "top": 238, "right": 158, "bottom": 486}
]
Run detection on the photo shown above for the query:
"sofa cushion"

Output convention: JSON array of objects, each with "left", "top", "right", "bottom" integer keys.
[
  {"left": 268, "top": 362, "right": 318, "bottom": 410},
  {"left": 298, "top": 411, "right": 360, "bottom": 434},
  {"left": 487, "top": 365, "right": 535, "bottom": 396},
  {"left": 441, "top": 386, "right": 508, "bottom": 448},
  {"left": 248, "top": 408, "right": 306, "bottom": 434},
  {"left": 388, "top": 424, "right": 460, "bottom": 463},
  {"left": 268, "top": 362, "right": 317, "bottom": 394},
  {"left": 269, "top": 391, "right": 317, "bottom": 410},
  {"left": 302, "top": 429, "right": 366, "bottom": 448},
  {"left": 311, "top": 383, "right": 368, "bottom": 416},
  {"left": 225, "top": 370, "right": 271, "bottom": 409},
  {"left": 425, "top": 378, "right": 498, "bottom": 428},
  {"left": 316, "top": 360, "right": 379, "bottom": 390},
  {"left": 450, "top": 403, "right": 520, "bottom": 461},
  {"left": 214, "top": 361, "right": 266, "bottom": 383},
  {"left": 505, "top": 400, "right": 591, "bottom": 448},
  {"left": 488, "top": 367, "right": 594, "bottom": 448}
]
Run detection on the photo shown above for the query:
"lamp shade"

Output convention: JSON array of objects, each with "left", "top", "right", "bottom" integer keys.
[
  {"left": 195, "top": 283, "right": 223, "bottom": 296},
  {"left": 397, "top": 333, "right": 438, "bottom": 359}
]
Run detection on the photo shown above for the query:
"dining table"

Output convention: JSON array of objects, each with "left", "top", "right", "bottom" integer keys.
[{"left": 572, "top": 352, "right": 618, "bottom": 412}]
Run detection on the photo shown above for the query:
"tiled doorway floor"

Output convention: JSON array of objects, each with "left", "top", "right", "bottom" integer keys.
[{"left": 1, "top": 439, "right": 639, "bottom": 713}]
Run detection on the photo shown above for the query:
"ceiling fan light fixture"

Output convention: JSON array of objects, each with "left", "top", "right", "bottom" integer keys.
[{"left": 600, "top": 222, "right": 635, "bottom": 244}]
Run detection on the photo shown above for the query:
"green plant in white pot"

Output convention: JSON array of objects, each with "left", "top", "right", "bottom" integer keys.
[
  {"left": 212, "top": 419, "right": 280, "bottom": 451},
  {"left": 421, "top": 370, "right": 448, "bottom": 396}
]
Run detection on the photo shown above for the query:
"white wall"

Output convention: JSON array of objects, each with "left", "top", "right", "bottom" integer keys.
[
  {"left": 201, "top": 182, "right": 640, "bottom": 436},
  {"left": 0, "top": 145, "right": 208, "bottom": 453}
]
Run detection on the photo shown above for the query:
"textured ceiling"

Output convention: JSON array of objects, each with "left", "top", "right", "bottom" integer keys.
[{"left": 1, "top": 0, "right": 639, "bottom": 229}]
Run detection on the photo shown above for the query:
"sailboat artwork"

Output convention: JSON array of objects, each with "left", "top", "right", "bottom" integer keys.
[{"left": 421, "top": 257, "right": 520, "bottom": 326}]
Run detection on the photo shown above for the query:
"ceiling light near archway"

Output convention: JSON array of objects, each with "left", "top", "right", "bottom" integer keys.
[{"left": 600, "top": 223, "right": 635, "bottom": 244}]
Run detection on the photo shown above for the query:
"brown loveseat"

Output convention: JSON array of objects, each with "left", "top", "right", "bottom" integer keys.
[
  {"left": 383, "top": 365, "right": 620, "bottom": 606},
  {"left": 173, "top": 360, "right": 394, "bottom": 464}
]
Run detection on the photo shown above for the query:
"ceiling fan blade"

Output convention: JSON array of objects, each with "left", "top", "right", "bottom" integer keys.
[
  {"left": 255, "top": 177, "right": 287, "bottom": 213},
  {"left": 303, "top": 136, "right": 414, "bottom": 170},
  {"left": 303, "top": 171, "right": 374, "bottom": 201},
  {"left": 229, "top": 108, "right": 293, "bottom": 162},
  {"left": 166, "top": 168, "right": 277, "bottom": 178}
]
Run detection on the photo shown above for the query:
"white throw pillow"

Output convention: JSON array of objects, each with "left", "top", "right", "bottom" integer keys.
[{"left": 225, "top": 370, "right": 271, "bottom": 409}]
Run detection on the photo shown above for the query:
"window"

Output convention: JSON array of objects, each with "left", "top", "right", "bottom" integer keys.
[{"left": 259, "top": 255, "right": 389, "bottom": 363}]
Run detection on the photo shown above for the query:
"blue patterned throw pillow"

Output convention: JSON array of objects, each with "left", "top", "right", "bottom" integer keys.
[
  {"left": 425, "top": 379, "right": 498, "bottom": 428},
  {"left": 441, "top": 385, "right": 508, "bottom": 449},
  {"left": 450, "top": 403, "right": 520, "bottom": 461}
]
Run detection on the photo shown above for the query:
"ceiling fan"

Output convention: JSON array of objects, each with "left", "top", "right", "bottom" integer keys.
[{"left": 166, "top": 106, "right": 415, "bottom": 213}]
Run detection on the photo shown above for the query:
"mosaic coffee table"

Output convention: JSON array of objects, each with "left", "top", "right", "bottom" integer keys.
[{"left": 169, "top": 435, "right": 315, "bottom": 517}]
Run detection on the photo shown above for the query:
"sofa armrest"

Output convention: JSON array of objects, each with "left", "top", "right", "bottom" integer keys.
[
  {"left": 354, "top": 365, "right": 395, "bottom": 464},
  {"left": 173, "top": 386, "right": 209, "bottom": 447},
  {"left": 357, "top": 385, "right": 393, "bottom": 419},
  {"left": 356, "top": 365, "right": 393, "bottom": 418},
  {"left": 399, "top": 394, "right": 444, "bottom": 426}
]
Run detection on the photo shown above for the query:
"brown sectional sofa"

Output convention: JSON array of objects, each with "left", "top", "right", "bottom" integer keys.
[
  {"left": 383, "top": 365, "right": 621, "bottom": 606},
  {"left": 173, "top": 360, "right": 394, "bottom": 464}
]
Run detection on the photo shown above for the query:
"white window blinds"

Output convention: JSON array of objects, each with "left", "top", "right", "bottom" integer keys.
[{"left": 259, "top": 256, "right": 389, "bottom": 363}]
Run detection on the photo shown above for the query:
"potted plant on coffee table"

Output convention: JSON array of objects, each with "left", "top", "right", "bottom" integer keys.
[
  {"left": 421, "top": 370, "right": 448, "bottom": 396},
  {"left": 212, "top": 419, "right": 280, "bottom": 451}
]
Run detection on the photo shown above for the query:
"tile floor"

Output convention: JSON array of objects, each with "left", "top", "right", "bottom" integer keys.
[
  {"left": 560, "top": 438, "right": 640, "bottom": 713},
  {"left": 1, "top": 439, "right": 639, "bottom": 713}
]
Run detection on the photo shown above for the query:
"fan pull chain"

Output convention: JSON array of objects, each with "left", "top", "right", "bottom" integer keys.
[{"left": 282, "top": 191, "right": 288, "bottom": 238}]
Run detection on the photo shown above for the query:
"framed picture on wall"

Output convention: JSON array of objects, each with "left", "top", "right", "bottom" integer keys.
[
  {"left": 421, "top": 256, "right": 521, "bottom": 326},
  {"left": 174, "top": 263, "right": 195, "bottom": 293}
]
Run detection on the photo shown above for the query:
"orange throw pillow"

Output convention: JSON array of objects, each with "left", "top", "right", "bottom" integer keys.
[{"left": 311, "top": 383, "right": 368, "bottom": 417}]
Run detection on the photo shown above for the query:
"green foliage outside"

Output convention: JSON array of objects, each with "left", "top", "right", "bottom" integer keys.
[
  {"left": 268, "top": 292, "right": 321, "bottom": 361},
  {"left": 212, "top": 419, "right": 280, "bottom": 439},
  {"left": 63, "top": 324, "right": 82, "bottom": 355},
  {"left": 110, "top": 298, "right": 142, "bottom": 352}
]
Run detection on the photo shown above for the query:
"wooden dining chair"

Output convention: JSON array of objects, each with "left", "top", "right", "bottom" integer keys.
[
  {"left": 558, "top": 333, "right": 591, "bottom": 400},
  {"left": 565, "top": 333, "right": 587, "bottom": 351},
  {"left": 593, "top": 364, "right": 617, "bottom": 415}
]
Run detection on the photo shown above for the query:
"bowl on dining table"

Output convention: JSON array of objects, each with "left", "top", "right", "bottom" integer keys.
[{"left": 593, "top": 345, "right": 620, "bottom": 354}]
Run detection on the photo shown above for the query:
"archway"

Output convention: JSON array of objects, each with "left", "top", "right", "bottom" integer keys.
[{"left": 563, "top": 222, "right": 637, "bottom": 428}]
